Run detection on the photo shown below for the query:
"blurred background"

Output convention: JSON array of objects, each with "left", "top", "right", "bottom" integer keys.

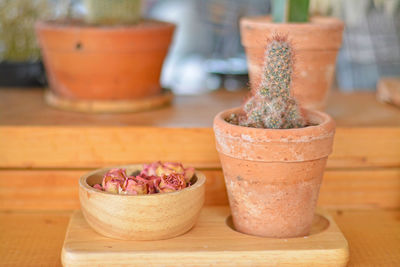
[{"left": 0, "top": 0, "right": 399, "bottom": 93}]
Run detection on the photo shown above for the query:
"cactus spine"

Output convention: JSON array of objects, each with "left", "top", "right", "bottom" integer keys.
[{"left": 235, "top": 35, "right": 305, "bottom": 129}]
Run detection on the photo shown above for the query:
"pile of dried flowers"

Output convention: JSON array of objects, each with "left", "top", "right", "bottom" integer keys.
[{"left": 93, "top": 162, "right": 195, "bottom": 195}]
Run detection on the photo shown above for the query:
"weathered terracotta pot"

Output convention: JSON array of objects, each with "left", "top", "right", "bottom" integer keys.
[
  {"left": 213, "top": 108, "right": 335, "bottom": 238},
  {"left": 35, "top": 20, "right": 175, "bottom": 100},
  {"left": 240, "top": 16, "right": 344, "bottom": 110}
]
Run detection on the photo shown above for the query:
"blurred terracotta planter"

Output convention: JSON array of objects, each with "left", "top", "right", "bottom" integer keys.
[
  {"left": 35, "top": 20, "right": 175, "bottom": 100},
  {"left": 240, "top": 16, "right": 344, "bottom": 110},
  {"left": 213, "top": 108, "right": 335, "bottom": 238}
]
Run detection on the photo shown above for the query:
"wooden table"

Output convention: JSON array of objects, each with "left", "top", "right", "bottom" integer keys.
[{"left": 1, "top": 88, "right": 400, "bottom": 266}]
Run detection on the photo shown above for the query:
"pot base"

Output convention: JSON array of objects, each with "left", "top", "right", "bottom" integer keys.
[
  {"left": 45, "top": 89, "right": 173, "bottom": 113},
  {"left": 62, "top": 206, "right": 349, "bottom": 266}
]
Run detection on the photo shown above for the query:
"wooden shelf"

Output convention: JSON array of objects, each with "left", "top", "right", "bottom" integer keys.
[
  {"left": 1, "top": 89, "right": 399, "bottom": 170},
  {"left": 1, "top": 168, "right": 399, "bottom": 210},
  {"left": 1, "top": 88, "right": 400, "bottom": 127},
  {"left": 1, "top": 88, "right": 399, "bottom": 210},
  {"left": 0, "top": 88, "right": 399, "bottom": 266}
]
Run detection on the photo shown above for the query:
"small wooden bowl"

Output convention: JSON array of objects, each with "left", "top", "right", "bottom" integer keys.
[{"left": 79, "top": 165, "right": 206, "bottom": 240}]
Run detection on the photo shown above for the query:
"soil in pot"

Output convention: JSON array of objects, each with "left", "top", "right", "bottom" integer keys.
[{"left": 35, "top": 19, "right": 175, "bottom": 101}]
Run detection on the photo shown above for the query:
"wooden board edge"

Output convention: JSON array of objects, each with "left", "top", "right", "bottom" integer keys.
[{"left": 61, "top": 207, "right": 349, "bottom": 267}]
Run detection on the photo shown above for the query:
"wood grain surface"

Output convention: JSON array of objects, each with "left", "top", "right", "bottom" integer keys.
[
  {"left": 1, "top": 168, "right": 399, "bottom": 210},
  {"left": 1, "top": 89, "right": 399, "bottom": 127},
  {"left": 0, "top": 210, "right": 71, "bottom": 267},
  {"left": 1, "top": 127, "right": 399, "bottom": 169},
  {"left": 330, "top": 209, "right": 400, "bottom": 266},
  {"left": 62, "top": 207, "right": 349, "bottom": 267},
  {"left": 1, "top": 208, "right": 399, "bottom": 267},
  {"left": 1, "top": 88, "right": 400, "bottom": 266}
]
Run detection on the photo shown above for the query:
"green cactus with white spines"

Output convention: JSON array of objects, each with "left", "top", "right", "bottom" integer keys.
[{"left": 237, "top": 35, "right": 305, "bottom": 129}]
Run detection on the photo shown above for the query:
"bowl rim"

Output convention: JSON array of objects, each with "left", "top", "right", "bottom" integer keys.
[{"left": 79, "top": 164, "right": 206, "bottom": 198}]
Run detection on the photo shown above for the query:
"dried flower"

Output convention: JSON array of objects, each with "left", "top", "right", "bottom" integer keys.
[
  {"left": 94, "top": 162, "right": 195, "bottom": 195},
  {"left": 158, "top": 173, "right": 187, "bottom": 193},
  {"left": 183, "top": 167, "right": 195, "bottom": 184},
  {"left": 141, "top": 161, "right": 195, "bottom": 184},
  {"left": 122, "top": 178, "right": 148, "bottom": 195},
  {"left": 93, "top": 184, "right": 103, "bottom": 191},
  {"left": 102, "top": 168, "right": 127, "bottom": 193}
]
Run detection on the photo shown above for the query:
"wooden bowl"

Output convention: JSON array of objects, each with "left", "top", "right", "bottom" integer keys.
[{"left": 79, "top": 164, "right": 206, "bottom": 240}]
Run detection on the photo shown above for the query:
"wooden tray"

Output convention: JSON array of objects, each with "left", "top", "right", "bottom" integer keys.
[
  {"left": 62, "top": 207, "right": 349, "bottom": 266},
  {"left": 45, "top": 90, "right": 173, "bottom": 113}
]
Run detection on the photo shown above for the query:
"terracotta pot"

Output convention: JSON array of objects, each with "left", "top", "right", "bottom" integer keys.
[
  {"left": 35, "top": 20, "right": 175, "bottom": 100},
  {"left": 213, "top": 108, "right": 335, "bottom": 238},
  {"left": 240, "top": 16, "right": 344, "bottom": 110},
  {"left": 79, "top": 165, "right": 206, "bottom": 240}
]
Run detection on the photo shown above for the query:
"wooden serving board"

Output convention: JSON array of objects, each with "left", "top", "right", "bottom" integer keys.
[{"left": 62, "top": 207, "right": 349, "bottom": 266}]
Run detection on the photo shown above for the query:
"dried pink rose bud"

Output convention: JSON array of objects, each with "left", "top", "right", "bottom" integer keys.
[
  {"left": 102, "top": 179, "right": 121, "bottom": 193},
  {"left": 141, "top": 162, "right": 160, "bottom": 176},
  {"left": 158, "top": 173, "right": 187, "bottom": 193},
  {"left": 158, "top": 162, "right": 184, "bottom": 176},
  {"left": 122, "top": 178, "right": 148, "bottom": 195},
  {"left": 147, "top": 176, "right": 160, "bottom": 194},
  {"left": 102, "top": 168, "right": 127, "bottom": 193},
  {"left": 183, "top": 167, "right": 195, "bottom": 184},
  {"left": 141, "top": 162, "right": 195, "bottom": 184},
  {"left": 93, "top": 184, "right": 103, "bottom": 191},
  {"left": 107, "top": 168, "right": 128, "bottom": 180},
  {"left": 94, "top": 163, "right": 194, "bottom": 195}
]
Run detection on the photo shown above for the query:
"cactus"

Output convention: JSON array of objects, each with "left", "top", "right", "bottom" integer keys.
[
  {"left": 84, "top": 0, "right": 141, "bottom": 26},
  {"left": 0, "top": 0, "right": 50, "bottom": 61},
  {"left": 272, "top": 0, "right": 310, "bottom": 23},
  {"left": 227, "top": 35, "right": 305, "bottom": 129}
]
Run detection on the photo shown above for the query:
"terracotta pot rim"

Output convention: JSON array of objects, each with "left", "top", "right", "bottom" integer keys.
[
  {"left": 214, "top": 107, "right": 335, "bottom": 142},
  {"left": 240, "top": 15, "right": 344, "bottom": 50},
  {"left": 36, "top": 18, "right": 175, "bottom": 52},
  {"left": 35, "top": 18, "right": 175, "bottom": 32},
  {"left": 240, "top": 15, "right": 344, "bottom": 29},
  {"left": 79, "top": 164, "right": 206, "bottom": 198},
  {"left": 213, "top": 107, "right": 335, "bottom": 162}
]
